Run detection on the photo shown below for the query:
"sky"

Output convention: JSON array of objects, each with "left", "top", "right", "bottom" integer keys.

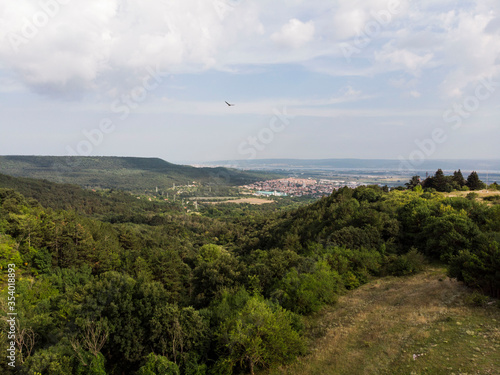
[{"left": 1, "top": 0, "right": 500, "bottom": 164}]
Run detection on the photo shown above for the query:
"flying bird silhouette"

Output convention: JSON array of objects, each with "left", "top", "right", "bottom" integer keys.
[{"left": 225, "top": 101, "right": 235, "bottom": 106}]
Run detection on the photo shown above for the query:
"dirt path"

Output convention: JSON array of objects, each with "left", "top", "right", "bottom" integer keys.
[{"left": 265, "top": 267, "right": 500, "bottom": 375}]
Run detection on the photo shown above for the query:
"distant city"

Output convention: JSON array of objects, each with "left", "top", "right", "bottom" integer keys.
[{"left": 242, "top": 177, "right": 361, "bottom": 198}]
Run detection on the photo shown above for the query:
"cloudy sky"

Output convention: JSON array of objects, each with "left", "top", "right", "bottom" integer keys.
[{"left": 1, "top": 0, "right": 500, "bottom": 163}]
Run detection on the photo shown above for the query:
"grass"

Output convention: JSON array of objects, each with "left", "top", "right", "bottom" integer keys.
[
  {"left": 445, "top": 189, "right": 500, "bottom": 204},
  {"left": 445, "top": 189, "right": 500, "bottom": 198},
  {"left": 261, "top": 267, "right": 500, "bottom": 375}
]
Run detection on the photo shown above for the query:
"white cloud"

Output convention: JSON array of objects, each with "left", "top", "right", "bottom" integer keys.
[
  {"left": 0, "top": 0, "right": 265, "bottom": 95},
  {"left": 271, "top": 18, "right": 315, "bottom": 48},
  {"left": 436, "top": 9, "right": 500, "bottom": 97},
  {"left": 0, "top": 0, "right": 499, "bottom": 102},
  {"left": 331, "top": 7, "right": 368, "bottom": 40},
  {"left": 375, "top": 42, "right": 433, "bottom": 76}
]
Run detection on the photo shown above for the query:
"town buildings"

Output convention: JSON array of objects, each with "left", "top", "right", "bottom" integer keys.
[{"left": 242, "top": 177, "right": 361, "bottom": 197}]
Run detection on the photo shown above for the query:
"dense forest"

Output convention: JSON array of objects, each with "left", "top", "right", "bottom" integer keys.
[
  {"left": 0, "top": 170, "right": 499, "bottom": 374},
  {"left": 0, "top": 156, "right": 279, "bottom": 193}
]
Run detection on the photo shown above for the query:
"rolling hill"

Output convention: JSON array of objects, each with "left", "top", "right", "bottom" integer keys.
[{"left": 0, "top": 155, "right": 277, "bottom": 192}]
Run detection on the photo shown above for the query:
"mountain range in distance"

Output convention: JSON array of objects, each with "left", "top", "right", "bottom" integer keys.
[
  {"left": 1, "top": 156, "right": 499, "bottom": 193},
  {"left": 196, "top": 158, "right": 500, "bottom": 174}
]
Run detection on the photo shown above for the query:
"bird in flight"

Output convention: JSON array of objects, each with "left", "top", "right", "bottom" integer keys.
[{"left": 225, "top": 101, "right": 235, "bottom": 106}]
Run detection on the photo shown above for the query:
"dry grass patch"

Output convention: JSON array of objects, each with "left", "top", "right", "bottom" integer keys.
[
  {"left": 203, "top": 197, "right": 274, "bottom": 205},
  {"left": 445, "top": 190, "right": 500, "bottom": 205},
  {"left": 262, "top": 267, "right": 500, "bottom": 375},
  {"left": 445, "top": 190, "right": 499, "bottom": 198}
]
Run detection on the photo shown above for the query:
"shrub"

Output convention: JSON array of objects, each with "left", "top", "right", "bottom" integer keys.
[
  {"left": 466, "top": 192, "right": 479, "bottom": 200},
  {"left": 137, "top": 353, "right": 180, "bottom": 375},
  {"left": 385, "top": 248, "right": 426, "bottom": 276},
  {"left": 274, "top": 261, "right": 343, "bottom": 314},
  {"left": 448, "top": 243, "right": 500, "bottom": 298},
  {"left": 464, "top": 291, "right": 489, "bottom": 307},
  {"left": 483, "top": 195, "right": 500, "bottom": 202},
  {"left": 342, "top": 271, "right": 360, "bottom": 290},
  {"left": 216, "top": 295, "right": 306, "bottom": 374}
]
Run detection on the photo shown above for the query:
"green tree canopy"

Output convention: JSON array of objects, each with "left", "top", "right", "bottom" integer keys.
[
  {"left": 216, "top": 295, "right": 306, "bottom": 374},
  {"left": 136, "top": 353, "right": 180, "bottom": 375},
  {"left": 405, "top": 176, "right": 421, "bottom": 190},
  {"left": 466, "top": 171, "right": 485, "bottom": 191}
]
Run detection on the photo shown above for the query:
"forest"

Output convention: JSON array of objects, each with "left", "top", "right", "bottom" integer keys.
[
  {"left": 0, "top": 170, "right": 499, "bottom": 374},
  {"left": 0, "top": 156, "right": 278, "bottom": 193}
]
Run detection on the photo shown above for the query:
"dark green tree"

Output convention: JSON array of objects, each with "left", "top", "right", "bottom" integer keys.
[
  {"left": 405, "top": 176, "right": 421, "bottom": 190},
  {"left": 448, "top": 238, "right": 500, "bottom": 298},
  {"left": 216, "top": 295, "right": 306, "bottom": 375},
  {"left": 421, "top": 169, "right": 453, "bottom": 192},
  {"left": 452, "top": 169, "right": 466, "bottom": 188},
  {"left": 136, "top": 353, "right": 180, "bottom": 375},
  {"left": 192, "top": 246, "right": 244, "bottom": 306},
  {"left": 274, "top": 261, "right": 343, "bottom": 314},
  {"left": 466, "top": 171, "right": 485, "bottom": 191},
  {"left": 420, "top": 209, "right": 480, "bottom": 260},
  {"left": 149, "top": 305, "right": 208, "bottom": 366}
]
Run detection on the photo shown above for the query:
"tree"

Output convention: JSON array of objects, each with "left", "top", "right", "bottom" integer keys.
[
  {"left": 405, "top": 176, "right": 421, "bottom": 190},
  {"left": 274, "top": 261, "right": 343, "bottom": 314},
  {"left": 149, "top": 305, "right": 207, "bottom": 366},
  {"left": 193, "top": 248, "right": 244, "bottom": 306},
  {"left": 466, "top": 171, "right": 485, "bottom": 191},
  {"left": 452, "top": 169, "right": 466, "bottom": 188},
  {"left": 14, "top": 323, "right": 36, "bottom": 364},
  {"left": 21, "top": 344, "right": 74, "bottom": 375},
  {"left": 78, "top": 273, "right": 166, "bottom": 366},
  {"left": 420, "top": 207, "right": 480, "bottom": 260},
  {"left": 398, "top": 198, "right": 433, "bottom": 249},
  {"left": 137, "top": 353, "right": 180, "bottom": 375},
  {"left": 74, "top": 352, "right": 107, "bottom": 375},
  {"left": 422, "top": 169, "right": 453, "bottom": 192},
  {"left": 217, "top": 296, "right": 305, "bottom": 374},
  {"left": 246, "top": 249, "right": 303, "bottom": 296},
  {"left": 71, "top": 320, "right": 109, "bottom": 366},
  {"left": 448, "top": 239, "right": 500, "bottom": 298},
  {"left": 434, "top": 169, "right": 452, "bottom": 192}
]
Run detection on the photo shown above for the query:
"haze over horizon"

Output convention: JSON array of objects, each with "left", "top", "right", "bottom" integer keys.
[{"left": 1, "top": 0, "right": 500, "bottom": 164}]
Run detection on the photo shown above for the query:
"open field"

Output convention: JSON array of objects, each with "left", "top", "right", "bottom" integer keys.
[
  {"left": 203, "top": 197, "right": 274, "bottom": 205},
  {"left": 445, "top": 190, "right": 500, "bottom": 205},
  {"left": 445, "top": 189, "right": 500, "bottom": 198},
  {"left": 263, "top": 267, "right": 500, "bottom": 375},
  {"left": 188, "top": 196, "right": 239, "bottom": 200}
]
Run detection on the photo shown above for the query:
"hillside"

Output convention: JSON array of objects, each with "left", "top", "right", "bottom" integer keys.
[
  {"left": 263, "top": 266, "right": 500, "bottom": 375},
  {"left": 0, "top": 155, "right": 277, "bottom": 192},
  {"left": 0, "top": 173, "right": 184, "bottom": 219},
  {"left": 0, "top": 180, "right": 499, "bottom": 374}
]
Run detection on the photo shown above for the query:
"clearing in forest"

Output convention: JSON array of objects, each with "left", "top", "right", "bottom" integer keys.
[{"left": 263, "top": 267, "right": 500, "bottom": 375}]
